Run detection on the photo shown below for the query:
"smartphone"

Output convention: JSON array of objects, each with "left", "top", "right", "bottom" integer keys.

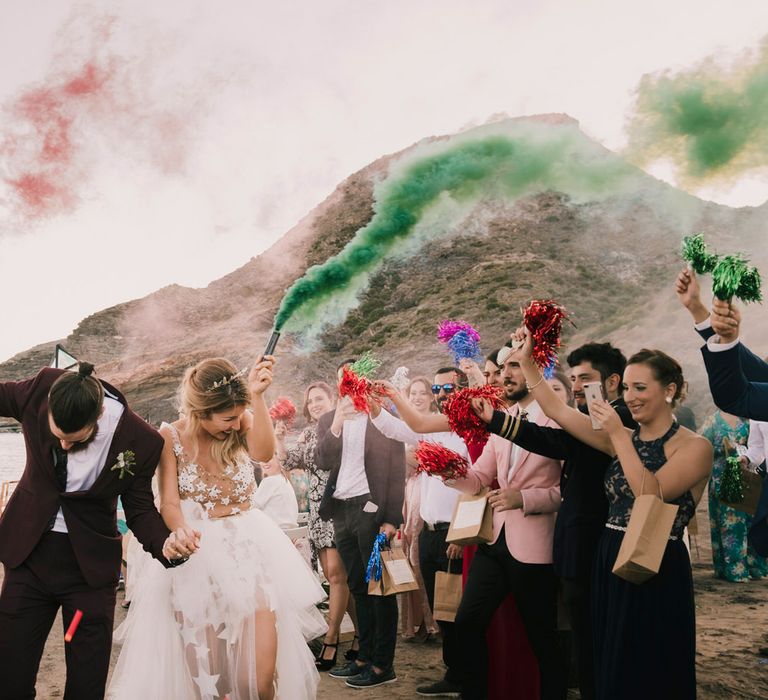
[{"left": 583, "top": 381, "right": 605, "bottom": 430}]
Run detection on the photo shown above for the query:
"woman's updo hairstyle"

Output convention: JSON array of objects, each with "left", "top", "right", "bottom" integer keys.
[
  {"left": 48, "top": 362, "right": 104, "bottom": 433},
  {"left": 178, "top": 358, "right": 251, "bottom": 466},
  {"left": 626, "top": 349, "right": 686, "bottom": 407}
]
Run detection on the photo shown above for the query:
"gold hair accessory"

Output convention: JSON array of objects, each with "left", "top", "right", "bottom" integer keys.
[{"left": 207, "top": 367, "right": 248, "bottom": 392}]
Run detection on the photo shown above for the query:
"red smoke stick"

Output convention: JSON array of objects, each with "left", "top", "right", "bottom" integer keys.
[
  {"left": 414, "top": 441, "right": 470, "bottom": 481},
  {"left": 443, "top": 385, "right": 505, "bottom": 449},
  {"left": 64, "top": 609, "right": 83, "bottom": 642}
]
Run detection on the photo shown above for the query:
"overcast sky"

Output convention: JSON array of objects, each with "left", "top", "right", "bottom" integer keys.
[{"left": 1, "top": 0, "right": 767, "bottom": 362}]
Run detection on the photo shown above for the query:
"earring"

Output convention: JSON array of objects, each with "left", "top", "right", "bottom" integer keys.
[{"left": 665, "top": 397, "right": 672, "bottom": 404}]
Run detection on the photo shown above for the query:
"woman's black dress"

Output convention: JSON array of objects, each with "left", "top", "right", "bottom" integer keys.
[{"left": 592, "top": 422, "right": 697, "bottom": 700}]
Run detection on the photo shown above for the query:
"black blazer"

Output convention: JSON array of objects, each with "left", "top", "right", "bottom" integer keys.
[
  {"left": 489, "top": 399, "right": 635, "bottom": 579},
  {"left": 314, "top": 410, "right": 405, "bottom": 527},
  {"left": 0, "top": 368, "right": 173, "bottom": 588},
  {"left": 698, "top": 326, "right": 768, "bottom": 421}
]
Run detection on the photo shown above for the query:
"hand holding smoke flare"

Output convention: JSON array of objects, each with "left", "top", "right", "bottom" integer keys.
[
  {"left": 339, "top": 352, "right": 384, "bottom": 413},
  {"left": 268, "top": 397, "right": 296, "bottom": 428},
  {"left": 680, "top": 233, "right": 762, "bottom": 303},
  {"left": 437, "top": 320, "right": 483, "bottom": 364},
  {"left": 414, "top": 441, "right": 469, "bottom": 482},
  {"left": 443, "top": 385, "right": 505, "bottom": 449},
  {"left": 521, "top": 300, "right": 570, "bottom": 375}
]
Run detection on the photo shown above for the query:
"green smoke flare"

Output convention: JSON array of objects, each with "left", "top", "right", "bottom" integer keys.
[
  {"left": 627, "top": 38, "right": 768, "bottom": 181},
  {"left": 273, "top": 120, "right": 639, "bottom": 338}
]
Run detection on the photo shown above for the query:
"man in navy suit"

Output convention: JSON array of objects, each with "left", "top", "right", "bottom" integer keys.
[{"left": 676, "top": 268, "right": 768, "bottom": 556}]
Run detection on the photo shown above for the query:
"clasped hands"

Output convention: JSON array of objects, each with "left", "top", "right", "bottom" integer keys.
[
  {"left": 675, "top": 268, "right": 741, "bottom": 343},
  {"left": 162, "top": 525, "right": 201, "bottom": 562}
]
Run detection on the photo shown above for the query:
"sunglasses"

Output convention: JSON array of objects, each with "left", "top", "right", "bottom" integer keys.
[{"left": 431, "top": 383, "right": 456, "bottom": 395}]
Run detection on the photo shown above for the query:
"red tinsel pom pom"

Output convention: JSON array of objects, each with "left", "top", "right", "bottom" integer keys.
[
  {"left": 339, "top": 366, "right": 376, "bottom": 413},
  {"left": 523, "top": 299, "right": 568, "bottom": 371},
  {"left": 443, "top": 385, "right": 505, "bottom": 449},
  {"left": 414, "top": 441, "right": 470, "bottom": 482},
  {"left": 269, "top": 397, "right": 297, "bottom": 426}
]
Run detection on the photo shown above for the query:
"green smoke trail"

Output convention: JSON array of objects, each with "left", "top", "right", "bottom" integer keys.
[
  {"left": 626, "top": 39, "right": 768, "bottom": 182},
  {"left": 274, "top": 120, "right": 639, "bottom": 338}
]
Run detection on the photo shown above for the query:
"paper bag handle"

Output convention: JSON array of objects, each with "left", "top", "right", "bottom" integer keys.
[{"left": 640, "top": 467, "right": 666, "bottom": 502}]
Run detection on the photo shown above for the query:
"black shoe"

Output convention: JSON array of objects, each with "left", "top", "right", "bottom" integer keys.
[
  {"left": 328, "top": 660, "right": 369, "bottom": 678},
  {"left": 345, "top": 634, "right": 360, "bottom": 661},
  {"left": 416, "top": 679, "right": 462, "bottom": 697},
  {"left": 315, "top": 641, "right": 338, "bottom": 671},
  {"left": 345, "top": 666, "right": 397, "bottom": 688}
]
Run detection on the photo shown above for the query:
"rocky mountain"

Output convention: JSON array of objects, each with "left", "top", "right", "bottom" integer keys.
[{"left": 1, "top": 114, "right": 766, "bottom": 428}]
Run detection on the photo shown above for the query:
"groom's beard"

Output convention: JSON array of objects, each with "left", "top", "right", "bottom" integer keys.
[{"left": 66, "top": 424, "right": 100, "bottom": 453}]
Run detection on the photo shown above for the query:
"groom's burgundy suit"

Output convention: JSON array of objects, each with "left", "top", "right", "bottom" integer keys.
[{"left": 0, "top": 368, "right": 175, "bottom": 700}]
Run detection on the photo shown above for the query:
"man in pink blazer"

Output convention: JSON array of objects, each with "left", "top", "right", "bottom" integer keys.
[{"left": 449, "top": 348, "right": 567, "bottom": 700}]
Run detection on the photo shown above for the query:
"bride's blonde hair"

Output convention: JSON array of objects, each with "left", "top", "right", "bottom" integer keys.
[{"left": 178, "top": 358, "right": 251, "bottom": 467}]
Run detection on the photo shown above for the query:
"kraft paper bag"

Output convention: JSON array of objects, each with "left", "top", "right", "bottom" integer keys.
[
  {"left": 612, "top": 493, "right": 679, "bottom": 584},
  {"left": 368, "top": 549, "right": 419, "bottom": 596},
  {"left": 433, "top": 560, "right": 463, "bottom": 623},
  {"left": 446, "top": 489, "right": 493, "bottom": 546}
]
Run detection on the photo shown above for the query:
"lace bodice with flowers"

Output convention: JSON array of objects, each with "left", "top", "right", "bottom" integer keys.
[{"left": 162, "top": 422, "right": 256, "bottom": 518}]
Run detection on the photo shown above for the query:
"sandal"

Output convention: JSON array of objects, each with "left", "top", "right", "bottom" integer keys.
[
  {"left": 315, "top": 641, "right": 338, "bottom": 671},
  {"left": 345, "top": 635, "right": 360, "bottom": 662}
]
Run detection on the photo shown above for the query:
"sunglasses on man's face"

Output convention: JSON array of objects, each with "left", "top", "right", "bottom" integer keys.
[{"left": 432, "top": 383, "right": 456, "bottom": 395}]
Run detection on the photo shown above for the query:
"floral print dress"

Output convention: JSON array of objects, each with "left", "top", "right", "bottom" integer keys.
[
  {"left": 283, "top": 424, "right": 336, "bottom": 551},
  {"left": 701, "top": 411, "right": 768, "bottom": 582}
]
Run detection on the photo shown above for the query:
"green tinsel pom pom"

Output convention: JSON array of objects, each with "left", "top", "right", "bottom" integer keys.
[
  {"left": 350, "top": 352, "right": 381, "bottom": 379},
  {"left": 718, "top": 455, "right": 745, "bottom": 503},
  {"left": 681, "top": 233, "right": 718, "bottom": 274},
  {"left": 712, "top": 255, "right": 763, "bottom": 303},
  {"left": 735, "top": 266, "right": 763, "bottom": 304}
]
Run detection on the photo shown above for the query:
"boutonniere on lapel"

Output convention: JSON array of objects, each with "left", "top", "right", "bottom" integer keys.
[{"left": 111, "top": 450, "right": 136, "bottom": 480}]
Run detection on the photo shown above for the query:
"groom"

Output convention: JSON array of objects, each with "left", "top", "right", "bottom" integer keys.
[{"left": 0, "top": 363, "right": 194, "bottom": 700}]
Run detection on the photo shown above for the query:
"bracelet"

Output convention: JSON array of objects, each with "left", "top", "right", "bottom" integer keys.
[{"left": 526, "top": 375, "right": 545, "bottom": 390}]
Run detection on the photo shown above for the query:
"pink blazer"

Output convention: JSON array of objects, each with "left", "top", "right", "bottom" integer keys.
[{"left": 453, "top": 408, "right": 562, "bottom": 564}]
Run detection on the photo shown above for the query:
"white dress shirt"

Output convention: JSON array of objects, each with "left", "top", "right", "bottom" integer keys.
[
  {"left": 52, "top": 394, "right": 124, "bottom": 533},
  {"left": 694, "top": 317, "right": 740, "bottom": 352},
  {"left": 745, "top": 420, "right": 768, "bottom": 468},
  {"left": 371, "top": 409, "right": 464, "bottom": 526},
  {"left": 333, "top": 414, "right": 370, "bottom": 500}
]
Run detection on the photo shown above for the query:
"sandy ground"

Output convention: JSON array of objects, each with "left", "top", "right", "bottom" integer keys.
[{"left": 4, "top": 492, "right": 768, "bottom": 699}]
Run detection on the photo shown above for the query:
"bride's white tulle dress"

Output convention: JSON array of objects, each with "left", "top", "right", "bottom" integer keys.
[{"left": 107, "top": 424, "right": 327, "bottom": 699}]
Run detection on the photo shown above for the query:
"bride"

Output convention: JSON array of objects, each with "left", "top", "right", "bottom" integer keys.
[{"left": 108, "top": 356, "right": 326, "bottom": 699}]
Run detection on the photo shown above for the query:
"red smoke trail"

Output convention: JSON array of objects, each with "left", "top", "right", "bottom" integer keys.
[
  {"left": 2, "top": 58, "right": 116, "bottom": 219},
  {"left": 0, "top": 12, "right": 199, "bottom": 228}
]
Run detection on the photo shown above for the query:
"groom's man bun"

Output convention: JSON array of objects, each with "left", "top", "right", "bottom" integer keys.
[{"left": 49, "top": 361, "right": 104, "bottom": 433}]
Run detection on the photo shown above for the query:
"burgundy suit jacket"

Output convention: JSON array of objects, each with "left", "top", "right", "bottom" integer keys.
[{"left": 0, "top": 368, "right": 173, "bottom": 588}]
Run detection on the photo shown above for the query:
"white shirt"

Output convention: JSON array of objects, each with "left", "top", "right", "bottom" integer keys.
[
  {"left": 508, "top": 400, "right": 542, "bottom": 479},
  {"left": 371, "top": 409, "right": 464, "bottom": 526},
  {"left": 333, "top": 414, "right": 370, "bottom": 500},
  {"left": 52, "top": 394, "right": 125, "bottom": 533},
  {"left": 745, "top": 420, "right": 768, "bottom": 468},
  {"left": 253, "top": 474, "right": 299, "bottom": 529},
  {"left": 694, "top": 317, "right": 740, "bottom": 352}
]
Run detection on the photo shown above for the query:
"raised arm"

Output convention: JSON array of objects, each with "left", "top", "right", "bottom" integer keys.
[
  {"left": 591, "top": 402, "right": 712, "bottom": 501},
  {"left": 375, "top": 380, "right": 451, "bottom": 433},
  {"left": 245, "top": 355, "right": 276, "bottom": 462},
  {"left": 514, "top": 328, "right": 615, "bottom": 455}
]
